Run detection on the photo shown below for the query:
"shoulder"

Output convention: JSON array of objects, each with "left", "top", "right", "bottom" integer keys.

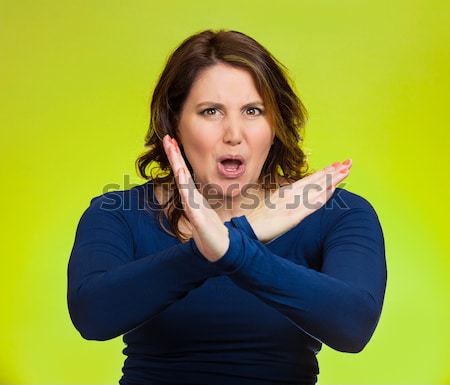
[
  {"left": 320, "top": 187, "right": 383, "bottom": 240},
  {"left": 89, "top": 182, "right": 151, "bottom": 210},
  {"left": 81, "top": 182, "right": 153, "bottom": 230},
  {"left": 323, "top": 187, "right": 378, "bottom": 213}
]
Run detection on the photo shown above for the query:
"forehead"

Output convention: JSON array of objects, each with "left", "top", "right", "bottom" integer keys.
[{"left": 187, "top": 63, "right": 262, "bottom": 104}]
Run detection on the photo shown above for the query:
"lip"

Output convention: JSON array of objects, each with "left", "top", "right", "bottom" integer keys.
[
  {"left": 217, "top": 154, "right": 246, "bottom": 164},
  {"left": 217, "top": 161, "right": 246, "bottom": 178},
  {"left": 216, "top": 154, "right": 246, "bottom": 178}
]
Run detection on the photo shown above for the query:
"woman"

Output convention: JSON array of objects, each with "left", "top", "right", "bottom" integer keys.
[{"left": 67, "top": 29, "right": 387, "bottom": 385}]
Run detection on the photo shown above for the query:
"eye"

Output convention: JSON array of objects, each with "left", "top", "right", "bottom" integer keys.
[
  {"left": 199, "top": 107, "right": 264, "bottom": 117},
  {"left": 246, "top": 107, "right": 263, "bottom": 116},
  {"left": 200, "top": 108, "right": 219, "bottom": 116}
]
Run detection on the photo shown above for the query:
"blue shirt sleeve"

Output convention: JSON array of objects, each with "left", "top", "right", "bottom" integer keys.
[
  {"left": 203, "top": 193, "right": 387, "bottom": 353},
  {"left": 67, "top": 193, "right": 231, "bottom": 341}
]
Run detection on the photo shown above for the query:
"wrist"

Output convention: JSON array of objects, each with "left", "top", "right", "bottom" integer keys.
[
  {"left": 244, "top": 212, "right": 264, "bottom": 242},
  {"left": 212, "top": 224, "right": 230, "bottom": 262},
  {"left": 206, "top": 226, "right": 246, "bottom": 274},
  {"left": 230, "top": 214, "right": 259, "bottom": 241}
]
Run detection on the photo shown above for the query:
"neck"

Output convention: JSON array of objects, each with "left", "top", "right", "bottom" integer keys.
[{"left": 205, "top": 186, "right": 265, "bottom": 222}]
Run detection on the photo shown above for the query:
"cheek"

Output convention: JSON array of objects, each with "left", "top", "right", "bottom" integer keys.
[
  {"left": 250, "top": 138, "right": 273, "bottom": 169},
  {"left": 189, "top": 137, "right": 216, "bottom": 156},
  {"left": 252, "top": 132, "right": 273, "bottom": 153},
  {"left": 185, "top": 121, "right": 219, "bottom": 145},
  {"left": 248, "top": 122, "right": 273, "bottom": 141},
  {"left": 183, "top": 137, "right": 215, "bottom": 172}
]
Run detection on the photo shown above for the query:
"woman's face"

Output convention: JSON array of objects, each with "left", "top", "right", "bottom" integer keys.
[{"left": 177, "top": 62, "right": 275, "bottom": 198}]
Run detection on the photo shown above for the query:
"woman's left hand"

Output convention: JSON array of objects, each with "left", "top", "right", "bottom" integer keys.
[{"left": 162, "top": 134, "right": 229, "bottom": 262}]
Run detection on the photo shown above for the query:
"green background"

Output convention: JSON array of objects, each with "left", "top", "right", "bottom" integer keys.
[{"left": 1, "top": 0, "right": 449, "bottom": 383}]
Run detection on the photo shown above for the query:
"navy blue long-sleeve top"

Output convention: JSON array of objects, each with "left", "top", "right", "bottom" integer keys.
[{"left": 67, "top": 180, "right": 387, "bottom": 385}]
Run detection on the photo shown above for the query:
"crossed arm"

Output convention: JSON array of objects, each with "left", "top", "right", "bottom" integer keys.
[
  {"left": 205, "top": 206, "right": 387, "bottom": 353},
  {"left": 67, "top": 192, "right": 387, "bottom": 353}
]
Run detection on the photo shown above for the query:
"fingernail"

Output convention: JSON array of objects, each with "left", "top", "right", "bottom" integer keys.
[
  {"left": 343, "top": 159, "right": 351, "bottom": 165},
  {"left": 340, "top": 168, "right": 349, "bottom": 174},
  {"left": 332, "top": 162, "right": 341, "bottom": 167}
]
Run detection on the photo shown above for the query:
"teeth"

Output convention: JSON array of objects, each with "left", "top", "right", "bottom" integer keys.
[
  {"left": 224, "top": 165, "right": 239, "bottom": 171},
  {"left": 221, "top": 159, "right": 241, "bottom": 170}
]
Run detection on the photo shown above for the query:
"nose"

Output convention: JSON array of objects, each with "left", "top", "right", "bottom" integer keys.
[{"left": 222, "top": 118, "right": 243, "bottom": 145}]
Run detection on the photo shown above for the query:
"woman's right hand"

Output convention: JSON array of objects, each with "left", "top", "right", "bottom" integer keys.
[{"left": 245, "top": 160, "right": 352, "bottom": 243}]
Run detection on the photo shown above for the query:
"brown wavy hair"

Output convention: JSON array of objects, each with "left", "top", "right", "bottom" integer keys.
[{"left": 135, "top": 28, "right": 311, "bottom": 242}]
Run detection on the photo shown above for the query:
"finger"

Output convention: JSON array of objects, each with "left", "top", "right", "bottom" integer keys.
[
  {"left": 314, "top": 159, "right": 352, "bottom": 188},
  {"left": 319, "top": 161, "right": 351, "bottom": 191},
  {"left": 300, "top": 162, "right": 351, "bottom": 209},
  {"left": 175, "top": 168, "right": 188, "bottom": 209},
  {"left": 170, "top": 138, "right": 190, "bottom": 172},
  {"left": 324, "top": 167, "right": 350, "bottom": 190},
  {"left": 176, "top": 161, "right": 197, "bottom": 205},
  {"left": 163, "top": 135, "right": 185, "bottom": 171},
  {"left": 292, "top": 160, "right": 350, "bottom": 194},
  {"left": 164, "top": 135, "right": 192, "bottom": 185},
  {"left": 164, "top": 136, "right": 209, "bottom": 211},
  {"left": 167, "top": 137, "right": 197, "bottom": 193},
  {"left": 177, "top": 166, "right": 211, "bottom": 227},
  {"left": 305, "top": 168, "right": 351, "bottom": 210},
  {"left": 163, "top": 135, "right": 182, "bottom": 174},
  {"left": 168, "top": 137, "right": 208, "bottom": 212},
  {"left": 326, "top": 159, "right": 352, "bottom": 189},
  {"left": 164, "top": 136, "right": 194, "bottom": 204},
  {"left": 163, "top": 135, "right": 191, "bottom": 205}
]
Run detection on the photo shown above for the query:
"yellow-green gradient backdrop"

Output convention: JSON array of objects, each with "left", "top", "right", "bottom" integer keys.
[{"left": 1, "top": 0, "right": 449, "bottom": 383}]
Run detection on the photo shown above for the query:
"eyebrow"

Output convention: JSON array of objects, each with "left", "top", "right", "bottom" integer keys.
[{"left": 195, "top": 100, "right": 265, "bottom": 109}]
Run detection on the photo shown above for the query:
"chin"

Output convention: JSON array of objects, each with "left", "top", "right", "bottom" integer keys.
[{"left": 199, "top": 177, "right": 243, "bottom": 199}]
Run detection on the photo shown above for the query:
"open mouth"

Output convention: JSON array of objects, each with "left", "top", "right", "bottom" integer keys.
[
  {"left": 220, "top": 159, "right": 243, "bottom": 171},
  {"left": 217, "top": 156, "right": 246, "bottom": 178}
]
